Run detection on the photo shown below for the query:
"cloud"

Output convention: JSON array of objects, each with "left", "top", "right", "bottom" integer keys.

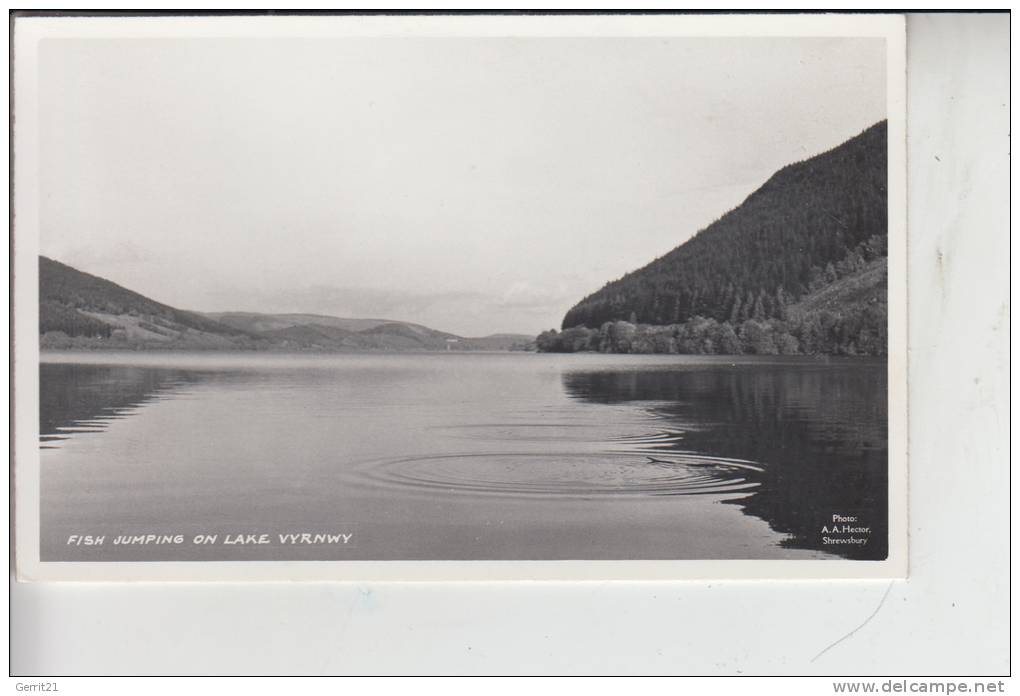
[
  {"left": 494, "top": 281, "right": 576, "bottom": 311},
  {"left": 42, "top": 239, "right": 151, "bottom": 273},
  {"left": 203, "top": 284, "right": 486, "bottom": 320}
]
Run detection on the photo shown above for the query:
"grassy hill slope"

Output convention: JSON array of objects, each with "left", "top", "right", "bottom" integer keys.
[
  {"left": 787, "top": 258, "right": 886, "bottom": 318},
  {"left": 39, "top": 257, "right": 258, "bottom": 349}
]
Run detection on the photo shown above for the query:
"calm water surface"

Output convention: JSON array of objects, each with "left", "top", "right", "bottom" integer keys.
[{"left": 39, "top": 352, "right": 887, "bottom": 561}]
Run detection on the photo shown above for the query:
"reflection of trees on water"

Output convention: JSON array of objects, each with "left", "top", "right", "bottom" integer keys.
[
  {"left": 562, "top": 361, "right": 888, "bottom": 560},
  {"left": 39, "top": 364, "right": 202, "bottom": 443},
  {"left": 41, "top": 359, "right": 888, "bottom": 560}
]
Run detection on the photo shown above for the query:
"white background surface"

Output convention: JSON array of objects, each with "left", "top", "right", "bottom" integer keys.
[{"left": 9, "top": 12, "right": 1010, "bottom": 676}]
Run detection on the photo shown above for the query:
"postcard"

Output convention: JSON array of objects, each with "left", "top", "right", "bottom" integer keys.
[{"left": 12, "top": 13, "right": 907, "bottom": 581}]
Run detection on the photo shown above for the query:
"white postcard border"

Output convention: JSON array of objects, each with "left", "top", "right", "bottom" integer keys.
[{"left": 12, "top": 13, "right": 908, "bottom": 582}]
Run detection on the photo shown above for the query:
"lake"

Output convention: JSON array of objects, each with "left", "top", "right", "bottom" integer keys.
[{"left": 39, "top": 352, "right": 887, "bottom": 561}]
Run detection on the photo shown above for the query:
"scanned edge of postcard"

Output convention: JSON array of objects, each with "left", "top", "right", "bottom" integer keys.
[{"left": 12, "top": 14, "right": 907, "bottom": 581}]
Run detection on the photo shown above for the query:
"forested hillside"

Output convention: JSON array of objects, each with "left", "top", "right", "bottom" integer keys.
[
  {"left": 561, "top": 121, "right": 887, "bottom": 330},
  {"left": 540, "top": 122, "right": 888, "bottom": 356}
]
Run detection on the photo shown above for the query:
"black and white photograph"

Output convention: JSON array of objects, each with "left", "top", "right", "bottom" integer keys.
[{"left": 13, "top": 14, "right": 907, "bottom": 581}]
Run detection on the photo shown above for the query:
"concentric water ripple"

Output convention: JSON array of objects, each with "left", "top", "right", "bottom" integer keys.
[
  {"left": 431, "top": 422, "right": 597, "bottom": 443},
  {"left": 355, "top": 451, "right": 761, "bottom": 499}
]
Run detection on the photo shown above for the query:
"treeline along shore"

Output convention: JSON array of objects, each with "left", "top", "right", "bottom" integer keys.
[{"left": 536, "top": 304, "right": 886, "bottom": 357}]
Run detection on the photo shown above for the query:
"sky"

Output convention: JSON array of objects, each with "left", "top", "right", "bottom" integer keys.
[{"left": 38, "top": 36, "right": 886, "bottom": 336}]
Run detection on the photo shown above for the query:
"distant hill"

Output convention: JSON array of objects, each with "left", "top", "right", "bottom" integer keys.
[
  {"left": 39, "top": 257, "right": 535, "bottom": 352},
  {"left": 561, "top": 121, "right": 888, "bottom": 330},
  {"left": 207, "top": 311, "right": 533, "bottom": 352},
  {"left": 39, "top": 256, "right": 258, "bottom": 349},
  {"left": 205, "top": 312, "right": 401, "bottom": 334}
]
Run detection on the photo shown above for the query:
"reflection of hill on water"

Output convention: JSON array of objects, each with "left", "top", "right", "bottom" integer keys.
[
  {"left": 561, "top": 362, "right": 888, "bottom": 560},
  {"left": 39, "top": 363, "right": 203, "bottom": 447}
]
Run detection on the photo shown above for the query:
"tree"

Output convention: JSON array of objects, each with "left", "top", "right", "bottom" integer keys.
[
  {"left": 608, "top": 321, "right": 637, "bottom": 353},
  {"left": 729, "top": 296, "right": 743, "bottom": 324},
  {"left": 535, "top": 330, "right": 562, "bottom": 352},
  {"left": 775, "top": 287, "right": 790, "bottom": 321},
  {"left": 752, "top": 291, "right": 766, "bottom": 320},
  {"left": 740, "top": 320, "right": 778, "bottom": 355},
  {"left": 716, "top": 322, "right": 742, "bottom": 355},
  {"left": 775, "top": 332, "right": 799, "bottom": 355}
]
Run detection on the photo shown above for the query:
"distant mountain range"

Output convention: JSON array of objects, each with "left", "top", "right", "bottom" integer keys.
[
  {"left": 38, "top": 257, "right": 534, "bottom": 352},
  {"left": 540, "top": 122, "right": 888, "bottom": 356}
]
